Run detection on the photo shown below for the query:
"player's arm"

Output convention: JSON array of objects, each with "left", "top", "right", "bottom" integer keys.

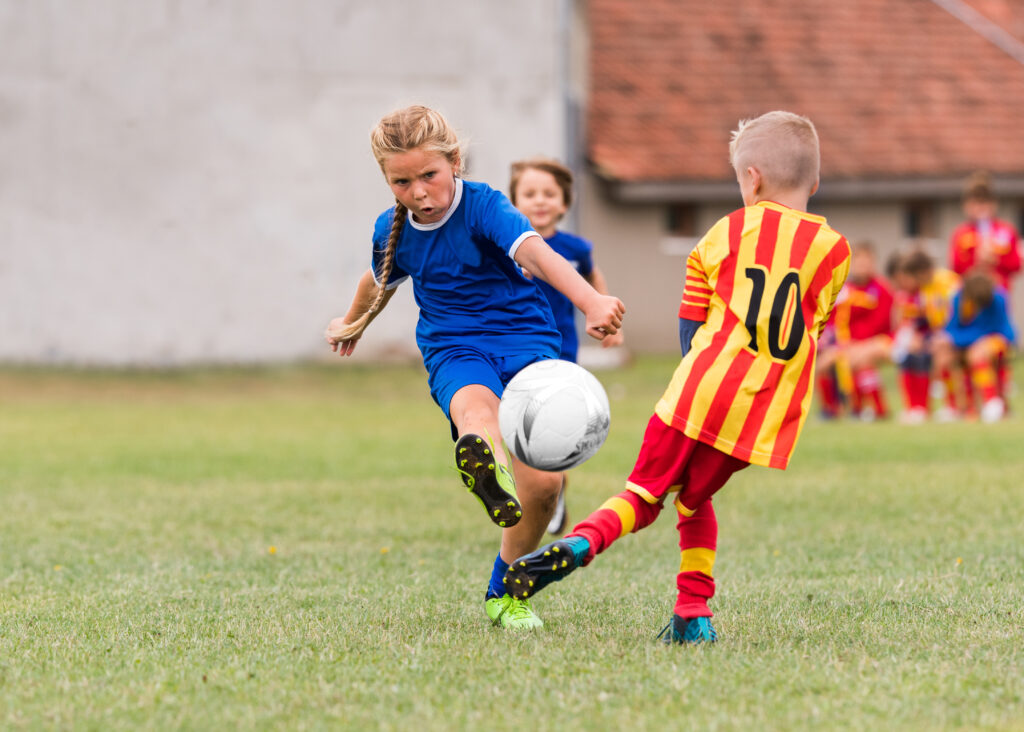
[
  {"left": 678, "top": 244, "right": 711, "bottom": 357},
  {"left": 949, "top": 228, "right": 972, "bottom": 275},
  {"left": 324, "top": 268, "right": 397, "bottom": 357},
  {"left": 584, "top": 265, "right": 624, "bottom": 348},
  {"left": 819, "top": 255, "right": 852, "bottom": 335},
  {"left": 515, "top": 235, "right": 625, "bottom": 339}
]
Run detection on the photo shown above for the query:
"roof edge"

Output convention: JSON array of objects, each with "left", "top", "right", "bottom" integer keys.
[{"left": 603, "top": 176, "right": 1024, "bottom": 203}]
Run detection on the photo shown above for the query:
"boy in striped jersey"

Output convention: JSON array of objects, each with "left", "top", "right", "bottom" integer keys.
[{"left": 504, "top": 112, "right": 850, "bottom": 644}]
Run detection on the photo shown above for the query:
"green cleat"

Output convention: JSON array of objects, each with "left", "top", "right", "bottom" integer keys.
[
  {"left": 455, "top": 433, "right": 522, "bottom": 527},
  {"left": 484, "top": 593, "right": 543, "bottom": 629},
  {"left": 503, "top": 536, "right": 590, "bottom": 600}
]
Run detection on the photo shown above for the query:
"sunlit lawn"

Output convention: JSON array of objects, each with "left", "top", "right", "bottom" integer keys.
[{"left": 1, "top": 358, "right": 1022, "bottom": 730}]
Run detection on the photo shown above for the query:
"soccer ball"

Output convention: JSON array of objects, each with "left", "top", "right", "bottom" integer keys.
[{"left": 498, "top": 359, "right": 611, "bottom": 471}]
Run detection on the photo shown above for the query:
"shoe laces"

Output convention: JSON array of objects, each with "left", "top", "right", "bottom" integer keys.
[{"left": 504, "top": 597, "right": 535, "bottom": 621}]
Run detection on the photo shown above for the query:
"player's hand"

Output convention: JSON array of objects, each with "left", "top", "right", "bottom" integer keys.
[
  {"left": 600, "top": 330, "right": 625, "bottom": 349},
  {"left": 584, "top": 294, "right": 625, "bottom": 340},
  {"left": 325, "top": 317, "right": 361, "bottom": 357}
]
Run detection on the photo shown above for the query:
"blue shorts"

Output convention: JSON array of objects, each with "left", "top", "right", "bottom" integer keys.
[{"left": 426, "top": 347, "right": 555, "bottom": 440}]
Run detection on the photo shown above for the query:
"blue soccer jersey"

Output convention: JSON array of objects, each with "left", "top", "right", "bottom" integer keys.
[
  {"left": 945, "top": 288, "right": 1016, "bottom": 349},
  {"left": 370, "top": 178, "right": 561, "bottom": 368},
  {"left": 531, "top": 231, "right": 594, "bottom": 362}
]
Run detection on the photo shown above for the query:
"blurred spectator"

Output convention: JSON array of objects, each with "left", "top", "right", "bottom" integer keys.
[
  {"left": 890, "top": 248, "right": 959, "bottom": 423},
  {"left": 934, "top": 272, "right": 1015, "bottom": 422},
  {"left": 816, "top": 242, "right": 893, "bottom": 420},
  {"left": 949, "top": 171, "right": 1021, "bottom": 293}
]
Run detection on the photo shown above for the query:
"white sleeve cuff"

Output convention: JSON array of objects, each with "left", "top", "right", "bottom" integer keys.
[
  {"left": 372, "top": 272, "right": 408, "bottom": 290},
  {"left": 508, "top": 230, "right": 540, "bottom": 260}
]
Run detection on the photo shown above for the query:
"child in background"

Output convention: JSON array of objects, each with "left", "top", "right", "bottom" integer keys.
[
  {"left": 325, "top": 106, "right": 625, "bottom": 630},
  {"left": 934, "top": 272, "right": 1015, "bottom": 422},
  {"left": 948, "top": 171, "right": 1021, "bottom": 400},
  {"left": 504, "top": 111, "right": 850, "bottom": 644},
  {"left": 816, "top": 241, "right": 894, "bottom": 420},
  {"left": 890, "top": 249, "right": 959, "bottom": 423},
  {"left": 509, "top": 157, "right": 624, "bottom": 535},
  {"left": 949, "top": 172, "right": 1021, "bottom": 293}
]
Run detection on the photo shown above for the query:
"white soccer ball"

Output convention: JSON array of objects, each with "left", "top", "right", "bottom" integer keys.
[{"left": 499, "top": 359, "right": 611, "bottom": 471}]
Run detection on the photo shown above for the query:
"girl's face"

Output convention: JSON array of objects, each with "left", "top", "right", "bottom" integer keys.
[
  {"left": 513, "top": 168, "right": 567, "bottom": 236},
  {"left": 382, "top": 147, "right": 459, "bottom": 224}
]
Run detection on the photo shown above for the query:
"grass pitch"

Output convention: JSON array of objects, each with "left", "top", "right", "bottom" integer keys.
[{"left": 1, "top": 358, "right": 1022, "bottom": 730}]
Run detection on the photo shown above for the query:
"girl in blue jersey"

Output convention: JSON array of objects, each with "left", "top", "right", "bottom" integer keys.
[
  {"left": 325, "top": 106, "right": 625, "bottom": 630},
  {"left": 509, "top": 157, "right": 624, "bottom": 535}
]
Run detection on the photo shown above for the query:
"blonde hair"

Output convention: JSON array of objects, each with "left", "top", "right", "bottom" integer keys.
[
  {"left": 328, "top": 106, "right": 463, "bottom": 342},
  {"left": 729, "top": 111, "right": 820, "bottom": 193},
  {"left": 509, "top": 157, "right": 574, "bottom": 208}
]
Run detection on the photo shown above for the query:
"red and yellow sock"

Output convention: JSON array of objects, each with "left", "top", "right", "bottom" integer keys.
[{"left": 568, "top": 489, "right": 663, "bottom": 565}]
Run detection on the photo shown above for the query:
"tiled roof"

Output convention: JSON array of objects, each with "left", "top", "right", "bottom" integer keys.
[{"left": 588, "top": 0, "right": 1024, "bottom": 184}]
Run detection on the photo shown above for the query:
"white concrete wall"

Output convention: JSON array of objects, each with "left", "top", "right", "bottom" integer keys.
[{"left": 0, "top": 0, "right": 565, "bottom": 364}]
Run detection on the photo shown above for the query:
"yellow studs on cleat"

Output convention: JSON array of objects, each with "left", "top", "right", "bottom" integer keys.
[
  {"left": 561, "top": 560, "right": 568, "bottom": 568},
  {"left": 515, "top": 578, "right": 521, "bottom": 584},
  {"left": 493, "top": 509, "right": 500, "bottom": 517},
  {"left": 515, "top": 511, "right": 522, "bottom": 517},
  {"left": 522, "top": 591, "right": 529, "bottom": 597},
  {"left": 551, "top": 563, "right": 558, "bottom": 571},
  {"left": 543, "top": 551, "right": 550, "bottom": 557},
  {"left": 553, "top": 547, "right": 560, "bottom": 553},
  {"left": 507, "top": 501, "right": 516, "bottom": 508},
  {"left": 519, "top": 561, "right": 526, "bottom": 567},
  {"left": 528, "top": 580, "right": 534, "bottom": 586},
  {"left": 498, "top": 521, "right": 506, "bottom": 527},
  {"left": 487, "top": 463, "right": 494, "bottom": 470}
]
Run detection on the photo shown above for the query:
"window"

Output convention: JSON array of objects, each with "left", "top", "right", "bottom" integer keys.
[
  {"left": 666, "top": 203, "right": 697, "bottom": 237},
  {"left": 903, "top": 201, "right": 937, "bottom": 238}
]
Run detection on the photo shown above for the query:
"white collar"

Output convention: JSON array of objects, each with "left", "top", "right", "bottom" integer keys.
[{"left": 407, "top": 177, "right": 463, "bottom": 231}]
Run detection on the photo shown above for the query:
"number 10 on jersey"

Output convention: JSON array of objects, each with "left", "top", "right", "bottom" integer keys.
[{"left": 742, "top": 267, "right": 806, "bottom": 360}]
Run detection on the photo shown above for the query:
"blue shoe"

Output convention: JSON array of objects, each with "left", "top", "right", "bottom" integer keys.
[
  {"left": 503, "top": 536, "right": 590, "bottom": 600},
  {"left": 657, "top": 614, "right": 717, "bottom": 645}
]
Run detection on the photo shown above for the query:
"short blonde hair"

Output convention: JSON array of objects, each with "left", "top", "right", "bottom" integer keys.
[{"left": 729, "top": 111, "right": 820, "bottom": 193}]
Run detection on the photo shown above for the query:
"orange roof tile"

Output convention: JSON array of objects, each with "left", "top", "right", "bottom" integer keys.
[{"left": 588, "top": 0, "right": 1024, "bottom": 184}]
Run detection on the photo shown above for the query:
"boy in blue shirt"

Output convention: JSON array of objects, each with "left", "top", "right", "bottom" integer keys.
[
  {"left": 510, "top": 158, "right": 624, "bottom": 534},
  {"left": 326, "top": 106, "right": 625, "bottom": 629}
]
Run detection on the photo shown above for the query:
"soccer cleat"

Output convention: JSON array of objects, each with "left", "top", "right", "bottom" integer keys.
[
  {"left": 455, "top": 433, "right": 522, "bottom": 528},
  {"left": 546, "top": 475, "right": 569, "bottom": 536},
  {"left": 503, "top": 536, "right": 590, "bottom": 600},
  {"left": 484, "top": 593, "right": 543, "bottom": 629},
  {"left": 980, "top": 397, "right": 1006, "bottom": 423},
  {"left": 656, "top": 614, "right": 718, "bottom": 645}
]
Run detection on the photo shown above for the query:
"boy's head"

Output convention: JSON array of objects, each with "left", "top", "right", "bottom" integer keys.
[
  {"left": 729, "top": 111, "right": 820, "bottom": 206},
  {"left": 961, "top": 271, "right": 995, "bottom": 311},
  {"left": 899, "top": 248, "right": 935, "bottom": 291},
  {"left": 509, "top": 158, "right": 574, "bottom": 235},
  {"left": 962, "top": 170, "right": 997, "bottom": 221},
  {"left": 849, "top": 241, "right": 878, "bottom": 284}
]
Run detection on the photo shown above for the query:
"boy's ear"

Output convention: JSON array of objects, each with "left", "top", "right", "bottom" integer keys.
[
  {"left": 809, "top": 176, "right": 820, "bottom": 197},
  {"left": 747, "top": 166, "right": 762, "bottom": 194}
]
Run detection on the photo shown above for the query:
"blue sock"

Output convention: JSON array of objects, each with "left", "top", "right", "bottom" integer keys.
[{"left": 486, "top": 554, "right": 510, "bottom": 599}]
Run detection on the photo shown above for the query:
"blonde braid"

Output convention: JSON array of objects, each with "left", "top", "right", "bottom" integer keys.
[{"left": 326, "top": 201, "right": 406, "bottom": 341}]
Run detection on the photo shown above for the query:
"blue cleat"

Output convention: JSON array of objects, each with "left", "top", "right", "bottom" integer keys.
[
  {"left": 503, "top": 536, "right": 590, "bottom": 600},
  {"left": 657, "top": 614, "right": 718, "bottom": 645}
]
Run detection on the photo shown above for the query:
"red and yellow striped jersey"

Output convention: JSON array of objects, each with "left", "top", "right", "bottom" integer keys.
[{"left": 656, "top": 201, "right": 851, "bottom": 469}]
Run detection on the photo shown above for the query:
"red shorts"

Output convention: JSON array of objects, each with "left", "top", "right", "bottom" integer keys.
[{"left": 626, "top": 415, "right": 749, "bottom": 515}]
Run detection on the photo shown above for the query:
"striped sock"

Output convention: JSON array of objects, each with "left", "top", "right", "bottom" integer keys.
[{"left": 569, "top": 489, "right": 663, "bottom": 565}]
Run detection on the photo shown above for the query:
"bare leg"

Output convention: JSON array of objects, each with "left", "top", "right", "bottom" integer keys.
[{"left": 448, "top": 384, "right": 561, "bottom": 561}]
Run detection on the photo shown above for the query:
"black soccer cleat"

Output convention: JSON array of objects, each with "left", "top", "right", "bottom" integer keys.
[
  {"left": 503, "top": 536, "right": 590, "bottom": 600},
  {"left": 455, "top": 433, "right": 522, "bottom": 528}
]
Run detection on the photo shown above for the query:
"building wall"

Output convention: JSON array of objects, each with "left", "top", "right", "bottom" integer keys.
[{"left": 0, "top": 1, "right": 567, "bottom": 365}]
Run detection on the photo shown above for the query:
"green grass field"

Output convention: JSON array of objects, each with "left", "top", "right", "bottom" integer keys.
[{"left": 1, "top": 358, "right": 1022, "bottom": 730}]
